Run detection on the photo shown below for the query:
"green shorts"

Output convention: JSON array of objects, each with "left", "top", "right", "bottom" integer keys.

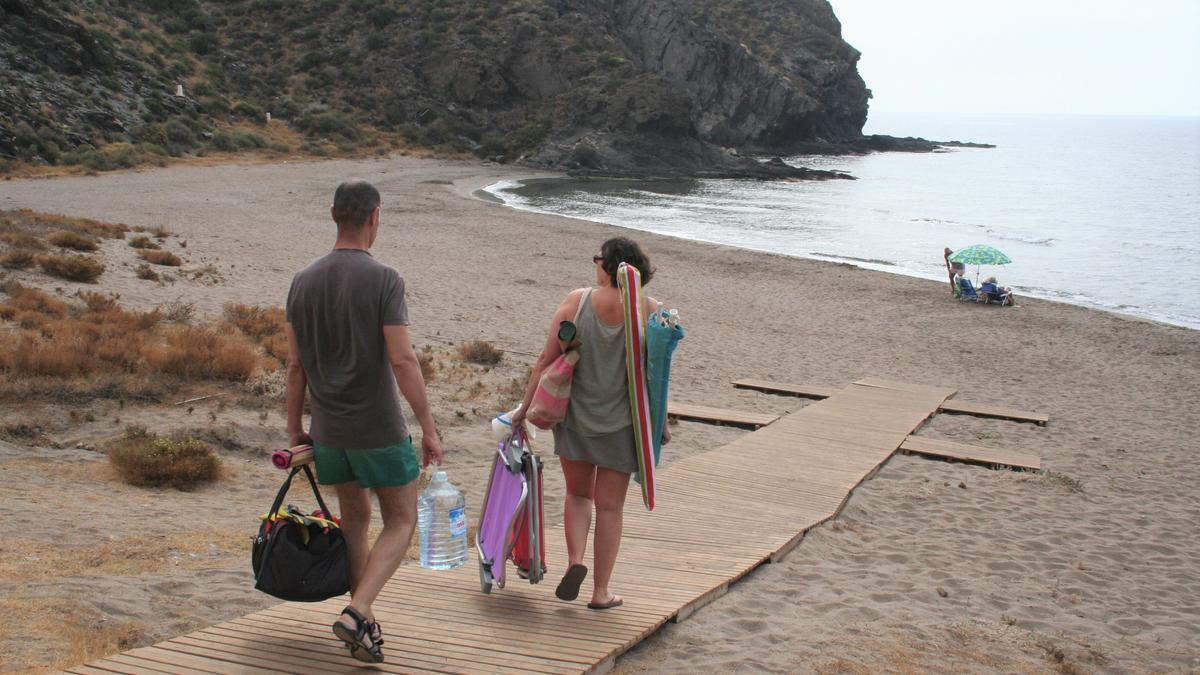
[{"left": 312, "top": 437, "right": 420, "bottom": 489}]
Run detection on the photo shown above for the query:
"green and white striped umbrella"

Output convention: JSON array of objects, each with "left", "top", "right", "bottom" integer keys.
[{"left": 948, "top": 244, "right": 1012, "bottom": 266}]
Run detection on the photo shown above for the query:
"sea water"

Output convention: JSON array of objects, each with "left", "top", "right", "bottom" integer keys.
[{"left": 485, "top": 113, "right": 1200, "bottom": 329}]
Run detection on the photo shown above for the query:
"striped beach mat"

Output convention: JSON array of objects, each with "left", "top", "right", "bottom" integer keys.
[{"left": 617, "top": 262, "right": 656, "bottom": 510}]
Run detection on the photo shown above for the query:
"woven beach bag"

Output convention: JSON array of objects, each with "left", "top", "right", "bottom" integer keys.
[{"left": 527, "top": 288, "right": 591, "bottom": 429}]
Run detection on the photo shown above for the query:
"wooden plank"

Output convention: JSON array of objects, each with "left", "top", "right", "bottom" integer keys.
[
  {"left": 732, "top": 379, "right": 838, "bottom": 399},
  {"left": 853, "top": 377, "right": 958, "bottom": 398},
  {"left": 667, "top": 402, "right": 779, "bottom": 429},
  {"left": 939, "top": 399, "right": 1049, "bottom": 425},
  {"left": 900, "top": 436, "right": 1041, "bottom": 470}
]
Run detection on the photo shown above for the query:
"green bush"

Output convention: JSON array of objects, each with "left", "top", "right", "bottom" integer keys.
[
  {"left": 232, "top": 101, "right": 265, "bottom": 123},
  {"left": 210, "top": 130, "right": 266, "bottom": 151},
  {"left": 188, "top": 32, "right": 219, "bottom": 54},
  {"left": 107, "top": 426, "right": 220, "bottom": 490},
  {"left": 296, "top": 111, "right": 361, "bottom": 141},
  {"left": 164, "top": 119, "right": 197, "bottom": 147},
  {"left": 509, "top": 121, "right": 548, "bottom": 153}
]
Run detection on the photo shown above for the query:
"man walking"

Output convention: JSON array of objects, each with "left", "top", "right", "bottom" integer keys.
[{"left": 285, "top": 179, "right": 443, "bottom": 663}]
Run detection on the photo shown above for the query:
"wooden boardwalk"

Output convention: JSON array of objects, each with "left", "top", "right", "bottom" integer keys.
[
  {"left": 899, "top": 435, "right": 1041, "bottom": 471},
  {"left": 72, "top": 379, "right": 955, "bottom": 675},
  {"left": 666, "top": 402, "right": 780, "bottom": 429},
  {"left": 733, "top": 377, "right": 1049, "bottom": 426}
]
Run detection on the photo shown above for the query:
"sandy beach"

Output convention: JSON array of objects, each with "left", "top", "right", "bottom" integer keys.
[{"left": 1, "top": 154, "right": 1197, "bottom": 673}]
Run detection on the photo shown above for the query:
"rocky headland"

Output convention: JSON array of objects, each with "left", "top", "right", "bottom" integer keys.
[{"left": 1, "top": 0, "right": 984, "bottom": 179}]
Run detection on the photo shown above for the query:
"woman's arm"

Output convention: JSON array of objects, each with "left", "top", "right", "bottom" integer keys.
[{"left": 511, "top": 289, "right": 586, "bottom": 427}]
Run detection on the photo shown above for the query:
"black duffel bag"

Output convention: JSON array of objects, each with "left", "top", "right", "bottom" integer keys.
[{"left": 251, "top": 464, "right": 350, "bottom": 602}]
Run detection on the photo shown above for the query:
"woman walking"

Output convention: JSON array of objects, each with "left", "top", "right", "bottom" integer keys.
[{"left": 512, "top": 237, "right": 669, "bottom": 610}]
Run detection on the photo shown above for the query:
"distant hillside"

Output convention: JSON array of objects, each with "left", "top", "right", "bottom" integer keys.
[{"left": 0, "top": 0, "right": 871, "bottom": 177}]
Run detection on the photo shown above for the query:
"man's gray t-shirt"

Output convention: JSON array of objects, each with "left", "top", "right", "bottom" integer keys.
[{"left": 286, "top": 249, "right": 409, "bottom": 449}]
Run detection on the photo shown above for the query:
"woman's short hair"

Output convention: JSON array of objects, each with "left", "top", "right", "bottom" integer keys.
[{"left": 599, "top": 237, "right": 654, "bottom": 287}]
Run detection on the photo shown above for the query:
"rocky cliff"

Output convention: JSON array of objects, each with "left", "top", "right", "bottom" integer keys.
[{"left": 0, "top": 0, "right": 874, "bottom": 177}]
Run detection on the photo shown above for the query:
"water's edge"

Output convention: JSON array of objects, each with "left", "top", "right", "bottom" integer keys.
[{"left": 480, "top": 177, "right": 1195, "bottom": 331}]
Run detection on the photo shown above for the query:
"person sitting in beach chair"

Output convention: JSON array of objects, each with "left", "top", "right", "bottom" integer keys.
[
  {"left": 956, "top": 274, "right": 982, "bottom": 301},
  {"left": 979, "top": 276, "right": 1015, "bottom": 306}
]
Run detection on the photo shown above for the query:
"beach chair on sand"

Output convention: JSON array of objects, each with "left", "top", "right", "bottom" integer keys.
[
  {"left": 979, "top": 281, "right": 1013, "bottom": 306},
  {"left": 957, "top": 276, "right": 982, "bottom": 302},
  {"left": 476, "top": 428, "right": 545, "bottom": 593}
]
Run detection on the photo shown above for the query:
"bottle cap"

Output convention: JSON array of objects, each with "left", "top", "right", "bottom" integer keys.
[{"left": 432, "top": 470, "right": 448, "bottom": 482}]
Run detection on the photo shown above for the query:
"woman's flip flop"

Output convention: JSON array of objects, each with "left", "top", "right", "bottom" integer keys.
[
  {"left": 555, "top": 564, "right": 588, "bottom": 601},
  {"left": 587, "top": 596, "right": 623, "bottom": 610}
]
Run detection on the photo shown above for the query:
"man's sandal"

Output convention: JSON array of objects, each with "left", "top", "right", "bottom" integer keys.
[{"left": 332, "top": 606, "right": 384, "bottom": 664}]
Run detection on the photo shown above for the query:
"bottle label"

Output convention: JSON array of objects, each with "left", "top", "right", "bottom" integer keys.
[{"left": 448, "top": 507, "right": 466, "bottom": 538}]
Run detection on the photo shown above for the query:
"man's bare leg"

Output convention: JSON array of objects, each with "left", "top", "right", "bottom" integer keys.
[
  {"left": 335, "top": 481, "right": 372, "bottom": 597},
  {"left": 342, "top": 481, "right": 419, "bottom": 623}
]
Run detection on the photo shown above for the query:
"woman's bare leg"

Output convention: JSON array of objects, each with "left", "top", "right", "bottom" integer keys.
[
  {"left": 559, "top": 457, "right": 596, "bottom": 566},
  {"left": 590, "top": 467, "right": 631, "bottom": 605}
]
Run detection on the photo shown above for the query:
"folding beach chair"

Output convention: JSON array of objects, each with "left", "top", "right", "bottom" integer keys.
[
  {"left": 957, "top": 276, "right": 981, "bottom": 302},
  {"left": 475, "top": 428, "right": 545, "bottom": 593}
]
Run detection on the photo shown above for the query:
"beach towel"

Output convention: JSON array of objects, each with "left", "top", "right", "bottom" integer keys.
[
  {"left": 645, "top": 308, "right": 684, "bottom": 467},
  {"left": 617, "top": 262, "right": 656, "bottom": 510}
]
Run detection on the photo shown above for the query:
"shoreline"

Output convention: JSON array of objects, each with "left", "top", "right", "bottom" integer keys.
[
  {"left": 0, "top": 154, "right": 1197, "bottom": 673},
  {"left": 476, "top": 175, "right": 1197, "bottom": 332}
]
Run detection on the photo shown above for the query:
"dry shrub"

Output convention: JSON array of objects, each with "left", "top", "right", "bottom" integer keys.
[
  {"left": 13, "top": 309, "right": 50, "bottom": 330},
  {"left": 107, "top": 426, "right": 220, "bottom": 490},
  {"left": 457, "top": 339, "right": 504, "bottom": 365},
  {"left": 159, "top": 298, "right": 195, "bottom": 323},
  {"left": 0, "top": 288, "right": 263, "bottom": 398},
  {"left": 225, "top": 304, "right": 287, "bottom": 367},
  {"left": 128, "top": 235, "right": 159, "bottom": 249},
  {"left": 262, "top": 332, "right": 289, "bottom": 362},
  {"left": 224, "top": 303, "right": 285, "bottom": 340},
  {"left": 0, "top": 231, "right": 46, "bottom": 250},
  {"left": 3, "top": 282, "right": 69, "bottom": 316},
  {"left": 145, "top": 325, "right": 260, "bottom": 379},
  {"left": 35, "top": 253, "right": 105, "bottom": 282},
  {"left": 77, "top": 290, "right": 119, "bottom": 313},
  {"left": 135, "top": 263, "right": 160, "bottom": 281},
  {"left": 418, "top": 346, "right": 437, "bottom": 381},
  {"left": 0, "top": 249, "right": 36, "bottom": 269},
  {"left": 48, "top": 230, "right": 98, "bottom": 251},
  {"left": 7, "top": 332, "right": 92, "bottom": 376},
  {"left": 5, "top": 209, "right": 127, "bottom": 239},
  {"left": 151, "top": 224, "right": 172, "bottom": 239},
  {"left": 138, "top": 249, "right": 182, "bottom": 266}
]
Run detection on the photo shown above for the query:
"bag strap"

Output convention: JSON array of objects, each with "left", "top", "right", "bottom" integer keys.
[
  {"left": 268, "top": 464, "right": 335, "bottom": 521},
  {"left": 573, "top": 287, "right": 593, "bottom": 324}
]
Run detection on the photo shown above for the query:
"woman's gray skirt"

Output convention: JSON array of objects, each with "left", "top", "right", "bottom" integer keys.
[{"left": 552, "top": 423, "right": 638, "bottom": 474}]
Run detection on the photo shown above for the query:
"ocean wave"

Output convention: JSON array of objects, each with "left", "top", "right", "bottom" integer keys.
[
  {"left": 987, "top": 232, "right": 1056, "bottom": 246},
  {"left": 811, "top": 252, "right": 897, "bottom": 266}
]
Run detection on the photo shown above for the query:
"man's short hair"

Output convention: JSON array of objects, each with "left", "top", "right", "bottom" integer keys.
[{"left": 332, "top": 180, "right": 381, "bottom": 229}]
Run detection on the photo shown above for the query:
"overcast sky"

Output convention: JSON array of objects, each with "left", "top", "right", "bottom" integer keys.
[{"left": 828, "top": 0, "right": 1200, "bottom": 116}]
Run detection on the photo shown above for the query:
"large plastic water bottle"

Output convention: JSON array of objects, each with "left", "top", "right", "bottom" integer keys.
[{"left": 417, "top": 470, "right": 468, "bottom": 570}]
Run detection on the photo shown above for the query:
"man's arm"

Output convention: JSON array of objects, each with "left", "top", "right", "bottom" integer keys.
[
  {"left": 384, "top": 324, "right": 444, "bottom": 467},
  {"left": 284, "top": 323, "right": 312, "bottom": 447}
]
